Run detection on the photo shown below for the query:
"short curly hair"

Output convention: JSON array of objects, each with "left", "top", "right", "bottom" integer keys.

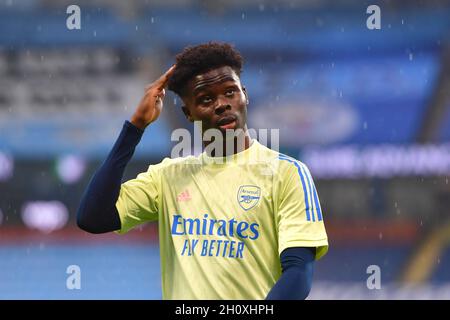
[{"left": 168, "top": 42, "right": 244, "bottom": 98}]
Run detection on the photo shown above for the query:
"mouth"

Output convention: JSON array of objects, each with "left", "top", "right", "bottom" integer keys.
[{"left": 216, "top": 115, "right": 237, "bottom": 130}]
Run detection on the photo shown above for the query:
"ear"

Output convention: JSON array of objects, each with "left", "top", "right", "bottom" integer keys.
[
  {"left": 242, "top": 86, "right": 249, "bottom": 105},
  {"left": 182, "top": 105, "right": 194, "bottom": 122}
]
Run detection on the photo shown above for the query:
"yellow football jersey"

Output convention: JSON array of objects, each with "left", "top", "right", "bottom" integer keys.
[{"left": 115, "top": 140, "right": 328, "bottom": 299}]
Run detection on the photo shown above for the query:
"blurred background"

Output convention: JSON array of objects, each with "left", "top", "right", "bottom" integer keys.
[{"left": 1, "top": 0, "right": 450, "bottom": 299}]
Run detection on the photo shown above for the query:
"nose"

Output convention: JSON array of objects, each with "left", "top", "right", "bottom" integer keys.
[{"left": 214, "top": 97, "right": 231, "bottom": 115}]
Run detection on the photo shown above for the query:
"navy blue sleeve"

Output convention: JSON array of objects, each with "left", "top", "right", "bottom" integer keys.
[
  {"left": 77, "top": 120, "right": 144, "bottom": 234},
  {"left": 265, "top": 247, "right": 316, "bottom": 300}
]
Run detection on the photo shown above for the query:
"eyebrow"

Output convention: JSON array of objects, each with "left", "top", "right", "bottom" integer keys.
[{"left": 193, "top": 75, "right": 236, "bottom": 95}]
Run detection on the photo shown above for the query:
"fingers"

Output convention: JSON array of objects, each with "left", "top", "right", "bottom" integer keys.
[
  {"left": 154, "top": 65, "right": 176, "bottom": 89},
  {"left": 154, "top": 88, "right": 165, "bottom": 102},
  {"left": 159, "top": 88, "right": 165, "bottom": 99},
  {"left": 144, "top": 65, "right": 176, "bottom": 95}
]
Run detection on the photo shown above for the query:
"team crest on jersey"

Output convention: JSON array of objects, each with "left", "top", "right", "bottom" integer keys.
[{"left": 237, "top": 185, "right": 261, "bottom": 211}]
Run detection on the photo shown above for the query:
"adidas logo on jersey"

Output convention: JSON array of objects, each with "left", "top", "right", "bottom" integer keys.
[{"left": 177, "top": 189, "right": 191, "bottom": 202}]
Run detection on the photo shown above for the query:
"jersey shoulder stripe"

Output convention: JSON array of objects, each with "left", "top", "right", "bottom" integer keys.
[{"left": 277, "top": 154, "right": 322, "bottom": 222}]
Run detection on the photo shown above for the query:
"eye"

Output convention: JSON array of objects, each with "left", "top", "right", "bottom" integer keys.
[
  {"left": 198, "top": 96, "right": 212, "bottom": 104},
  {"left": 225, "top": 89, "right": 235, "bottom": 96}
]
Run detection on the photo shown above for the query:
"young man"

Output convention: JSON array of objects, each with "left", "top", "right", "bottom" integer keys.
[{"left": 77, "top": 42, "right": 328, "bottom": 300}]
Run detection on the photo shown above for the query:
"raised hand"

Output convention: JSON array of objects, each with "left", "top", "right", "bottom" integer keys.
[{"left": 131, "top": 65, "right": 176, "bottom": 130}]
